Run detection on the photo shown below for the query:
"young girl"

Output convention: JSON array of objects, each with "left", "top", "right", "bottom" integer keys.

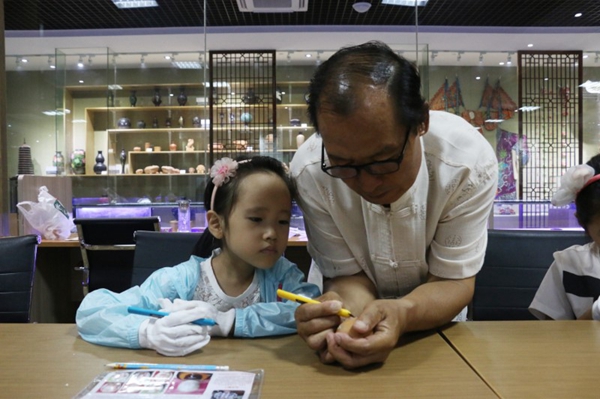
[
  {"left": 76, "top": 156, "right": 320, "bottom": 356},
  {"left": 529, "top": 154, "right": 600, "bottom": 320}
]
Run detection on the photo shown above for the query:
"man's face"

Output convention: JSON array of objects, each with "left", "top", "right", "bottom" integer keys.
[{"left": 317, "top": 86, "right": 421, "bottom": 205}]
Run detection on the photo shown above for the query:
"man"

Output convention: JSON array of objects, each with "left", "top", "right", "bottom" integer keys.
[{"left": 290, "top": 41, "right": 497, "bottom": 369}]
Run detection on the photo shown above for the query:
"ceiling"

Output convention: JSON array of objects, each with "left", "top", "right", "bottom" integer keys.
[{"left": 5, "top": 0, "right": 600, "bottom": 69}]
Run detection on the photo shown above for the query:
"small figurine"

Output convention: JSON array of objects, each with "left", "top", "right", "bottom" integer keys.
[
  {"left": 178, "top": 115, "right": 184, "bottom": 128},
  {"left": 196, "top": 164, "right": 206, "bottom": 174},
  {"left": 186, "top": 138, "right": 195, "bottom": 151}
]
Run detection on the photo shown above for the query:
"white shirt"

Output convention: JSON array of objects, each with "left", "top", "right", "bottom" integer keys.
[
  {"left": 529, "top": 243, "right": 600, "bottom": 320},
  {"left": 290, "top": 111, "right": 498, "bottom": 298}
]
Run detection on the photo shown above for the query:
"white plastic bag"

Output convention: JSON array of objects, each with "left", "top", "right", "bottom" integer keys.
[{"left": 17, "top": 186, "right": 75, "bottom": 240}]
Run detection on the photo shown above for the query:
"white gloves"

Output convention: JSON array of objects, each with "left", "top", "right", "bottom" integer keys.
[
  {"left": 138, "top": 299, "right": 213, "bottom": 356},
  {"left": 592, "top": 299, "right": 600, "bottom": 321},
  {"left": 159, "top": 298, "right": 236, "bottom": 338}
]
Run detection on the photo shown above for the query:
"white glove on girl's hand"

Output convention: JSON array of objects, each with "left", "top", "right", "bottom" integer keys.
[
  {"left": 592, "top": 299, "right": 600, "bottom": 321},
  {"left": 138, "top": 300, "right": 216, "bottom": 356},
  {"left": 157, "top": 298, "right": 235, "bottom": 337}
]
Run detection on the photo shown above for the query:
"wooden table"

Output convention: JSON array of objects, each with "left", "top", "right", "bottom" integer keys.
[
  {"left": 440, "top": 321, "right": 600, "bottom": 399},
  {"left": 0, "top": 324, "right": 495, "bottom": 399}
]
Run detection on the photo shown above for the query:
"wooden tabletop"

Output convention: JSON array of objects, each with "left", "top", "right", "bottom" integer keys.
[
  {"left": 440, "top": 321, "right": 600, "bottom": 399},
  {"left": 39, "top": 236, "right": 307, "bottom": 248},
  {"left": 0, "top": 324, "right": 495, "bottom": 399}
]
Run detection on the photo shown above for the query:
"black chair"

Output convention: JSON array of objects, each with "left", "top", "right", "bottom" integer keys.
[
  {"left": 0, "top": 234, "right": 40, "bottom": 323},
  {"left": 74, "top": 217, "right": 160, "bottom": 295},
  {"left": 471, "top": 229, "right": 591, "bottom": 320},
  {"left": 131, "top": 230, "right": 207, "bottom": 286}
]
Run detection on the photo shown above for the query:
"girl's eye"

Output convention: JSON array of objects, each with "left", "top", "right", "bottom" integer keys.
[
  {"left": 248, "top": 217, "right": 262, "bottom": 222},
  {"left": 279, "top": 220, "right": 290, "bottom": 225}
]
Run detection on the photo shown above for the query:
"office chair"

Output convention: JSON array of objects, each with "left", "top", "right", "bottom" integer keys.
[
  {"left": 131, "top": 230, "right": 207, "bottom": 286},
  {"left": 74, "top": 217, "right": 160, "bottom": 295},
  {"left": 0, "top": 234, "right": 40, "bottom": 323},
  {"left": 471, "top": 229, "right": 591, "bottom": 320}
]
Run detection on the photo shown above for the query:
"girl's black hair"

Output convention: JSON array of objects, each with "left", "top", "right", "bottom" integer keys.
[
  {"left": 193, "top": 155, "right": 296, "bottom": 257},
  {"left": 575, "top": 153, "right": 600, "bottom": 230}
]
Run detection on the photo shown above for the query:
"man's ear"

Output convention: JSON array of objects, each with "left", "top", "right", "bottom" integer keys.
[{"left": 206, "top": 210, "right": 224, "bottom": 239}]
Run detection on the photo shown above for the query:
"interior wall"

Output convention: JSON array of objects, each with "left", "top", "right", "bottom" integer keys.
[{"left": 0, "top": 0, "right": 8, "bottom": 236}]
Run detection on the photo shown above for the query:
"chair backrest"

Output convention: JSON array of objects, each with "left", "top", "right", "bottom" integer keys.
[
  {"left": 472, "top": 229, "right": 591, "bottom": 320},
  {"left": 131, "top": 231, "right": 204, "bottom": 286},
  {"left": 0, "top": 234, "right": 40, "bottom": 323},
  {"left": 74, "top": 217, "right": 160, "bottom": 293}
]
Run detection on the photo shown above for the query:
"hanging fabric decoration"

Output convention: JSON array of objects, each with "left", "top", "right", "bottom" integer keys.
[
  {"left": 492, "top": 79, "right": 517, "bottom": 120},
  {"left": 495, "top": 129, "right": 529, "bottom": 200},
  {"left": 429, "top": 77, "right": 464, "bottom": 114}
]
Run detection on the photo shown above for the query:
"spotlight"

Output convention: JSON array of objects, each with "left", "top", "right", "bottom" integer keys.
[
  {"left": 595, "top": 53, "right": 599, "bottom": 64},
  {"left": 77, "top": 56, "right": 84, "bottom": 68},
  {"left": 430, "top": 51, "right": 438, "bottom": 62},
  {"left": 287, "top": 51, "right": 292, "bottom": 64},
  {"left": 15, "top": 57, "right": 22, "bottom": 67},
  {"left": 479, "top": 52, "right": 485, "bottom": 64},
  {"left": 456, "top": 52, "right": 463, "bottom": 62},
  {"left": 48, "top": 56, "right": 55, "bottom": 69},
  {"left": 88, "top": 55, "right": 94, "bottom": 66},
  {"left": 140, "top": 53, "right": 147, "bottom": 67},
  {"left": 352, "top": 1, "right": 371, "bottom": 13},
  {"left": 316, "top": 51, "right": 322, "bottom": 67},
  {"left": 506, "top": 53, "right": 513, "bottom": 66}
]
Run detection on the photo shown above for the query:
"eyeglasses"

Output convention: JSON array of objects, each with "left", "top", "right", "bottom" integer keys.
[{"left": 321, "top": 125, "right": 412, "bottom": 179}]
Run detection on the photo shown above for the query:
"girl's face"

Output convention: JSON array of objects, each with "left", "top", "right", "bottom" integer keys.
[
  {"left": 221, "top": 172, "right": 292, "bottom": 270},
  {"left": 586, "top": 214, "right": 600, "bottom": 246}
]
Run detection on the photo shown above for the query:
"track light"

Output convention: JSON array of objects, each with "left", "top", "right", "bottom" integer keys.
[
  {"left": 316, "top": 51, "right": 322, "bottom": 67},
  {"left": 48, "top": 56, "right": 55, "bottom": 69},
  {"left": 431, "top": 51, "right": 438, "bottom": 62},
  {"left": 77, "top": 56, "right": 84, "bottom": 68},
  {"left": 479, "top": 52, "right": 485, "bottom": 64},
  {"left": 287, "top": 51, "right": 292, "bottom": 64},
  {"left": 506, "top": 53, "right": 513, "bottom": 65},
  {"left": 88, "top": 55, "right": 94, "bottom": 66},
  {"left": 456, "top": 52, "right": 463, "bottom": 62},
  {"left": 15, "top": 57, "right": 22, "bottom": 67},
  {"left": 595, "top": 52, "right": 599, "bottom": 64},
  {"left": 140, "top": 53, "right": 147, "bottom": 67}
]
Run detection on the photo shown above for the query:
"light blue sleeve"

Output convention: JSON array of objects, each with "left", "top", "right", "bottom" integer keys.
[
  {"left": 233, "top": 257, "right": 321, "bottom": 337},
  {"left": 75, "top": 256, "right": 202, "bottom": 348}
]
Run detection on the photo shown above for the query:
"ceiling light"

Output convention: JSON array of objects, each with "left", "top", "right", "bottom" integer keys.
[
  {"left": 595, "top": 53, "right": 600, "bottom": 63},
  {"left": 479, "top": 52, "right": 485, "bottom": 64},
  {"left": 574, "top": 12, "right": 582, "bottom": 18},
  {"left": 305, "top": 54, "right": 312, "bottom": 58},
  {"left": 15, "top": 57, "right": 22, "bottom": 66},
  {"left": 112, "top": 0, "right": 158, "bottom": 8},
  {"left": 506, "top": 53, "right": 512, "bottom": 65},
  {"left": 88, "top": 55, "right": 93, "bottom": 66},
  {"left": 140, "top": 53, "right": 146, "bottom": 67},
  {"left": 172, "top": 61, "right": 202, "bottom": 69},
  {"left": 382, "top": 0, "right": 428, "bottom": 6},
  {"left": 287, "top": 51, "right": 292, "bottom": 63},
  {"left": 456, "top": 52, "right": 463, "bottom": 62},
  {"left": 430, "top": 51, "right": 437, "bottom": 62},
  {"left": 527, "top": 43, "right": 534, "bottom": 47},
  {"left": 352, "top": 1, "right": 372, "bottom": 13},
  {"left": 48, "top": 56, "right": 55, "bottom": 69},
  {"left": 21, "top": 58, "right": 28, "bottom": 63},
  {"left": 77, "top": 56, "right": 84, "bottom": 68}
]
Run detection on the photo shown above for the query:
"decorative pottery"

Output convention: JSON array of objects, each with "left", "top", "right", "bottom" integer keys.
[
  {"left": 120, "top": 149, "right": 126, "bottom": 174},
  {"left": 240, "top": 112, "right": 253, "bottom": 125},
  {"left": 152, "top": 117, "right": 159, "bottom": 128},
  {"left": 192, "top": 116, "right": 201, "bottom": 127},
  {"left": 129, "top": 91, "right": 137, "bottom": 107},
  {"left": 169, "top": 143, "right": 177, "bottom": 151},
  {"left": 177, "top": 88, "right": 188, "bottom": 106},
  {"left": 70, "top": 149, "right": 86, "bottom": 175},
  {"left": 178, "top": 116, "right": 184, "bottom": 128},
  {"left": 165, "top": 117, "right": 172, "bottom": 128},
  {"left": 52, "top": 151, "right": 65, "bottom": 175},
  {"left": 290, "top": 118, "right": 301, "bottom": 127},
  {"left": 117, "top": 117, "right": 131, "bottom": 128},
  {"left": 136, "top": 120, "right": 146, "bottom": 129},
  {"left": 242, "top": 88, "right": 258, "bottom": 104},
  {"left": 296, "top": 132, "right": 305, "bottom": 148},
  {"left": 152, "top": 89, "right": 162, "bottom": 106},
  {"left": 93, "top": 150, "right": 107, "bottom": 174}
]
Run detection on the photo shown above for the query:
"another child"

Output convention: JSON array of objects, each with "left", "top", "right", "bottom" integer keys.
[
  {"left": 529, "top": 154, "right": 600, "bottom": 320},
  {"left": 76, "top": 156, "right": 320, "bottom": 356}
]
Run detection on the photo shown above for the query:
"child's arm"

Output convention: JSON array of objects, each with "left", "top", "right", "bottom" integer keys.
[
  {"left": 76, "top": 257, "right": 201, "bottom": 348},
  {"left": 232, "top": 258, "right": 321, "bottom": 337}
]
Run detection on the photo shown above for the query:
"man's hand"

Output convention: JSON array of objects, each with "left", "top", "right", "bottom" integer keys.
[
  {"left": 324, "top": 299, "right": 406, "bottom": 369},
  {"left": 294, "top": 291, "right": 345, "bottom": 364}
]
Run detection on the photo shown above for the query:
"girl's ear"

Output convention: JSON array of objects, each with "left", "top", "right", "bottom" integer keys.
[{"left": 206, "top": 210, "right": 224, "bottom": 239}]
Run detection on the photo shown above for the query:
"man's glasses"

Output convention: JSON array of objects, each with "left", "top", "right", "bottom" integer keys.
[{"left": 321, "top": 125, "right": 412, "bottom": 179}]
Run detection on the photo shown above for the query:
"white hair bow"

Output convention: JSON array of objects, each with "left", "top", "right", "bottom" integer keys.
[{"left": 551, "top": 164, "right": 596, "bottom": 206}]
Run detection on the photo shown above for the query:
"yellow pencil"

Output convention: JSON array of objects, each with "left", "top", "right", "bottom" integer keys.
[{"left": 276, "top": 289, "right": 354, "bottom": 318}]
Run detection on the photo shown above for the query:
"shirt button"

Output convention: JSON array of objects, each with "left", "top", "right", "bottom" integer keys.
[{"left": 390, "top": 261, "right": 398, "bottom": 268}]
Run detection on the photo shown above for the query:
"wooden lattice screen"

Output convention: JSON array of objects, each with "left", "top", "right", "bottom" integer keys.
[
  {"left": 208, "top": 51, "right": 277, "bottom": 166},
  {"left": 518, "top": 51, "right": 583, "bottom": 201}
]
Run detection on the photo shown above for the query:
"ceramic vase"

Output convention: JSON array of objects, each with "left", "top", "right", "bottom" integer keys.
[
  {"left": 152, "top": 89, "right": 162, "bottom": 106},
  {"left": 152, "top": 117, "right": 159, "bottom": 128},
  {"left": 120, "top": 149, "right": 126, "bottom": 174},
  {"left": 177, "top": 88, "right": 188, "bottom": 106},
  {"left": 129, "top": 91, "right": 137, "bottom": 107},
  {"left": 52, "top": 151, "right": 65, "bottom": 175},
  {"left": 296, "top": 132, "right": 305, "bottom": 148},
  {"left": 70, "top": 149, "right": 86, "bottom": 175},
  {"left": 93, "top": 150, "right": 107, "bottom": 175}
]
